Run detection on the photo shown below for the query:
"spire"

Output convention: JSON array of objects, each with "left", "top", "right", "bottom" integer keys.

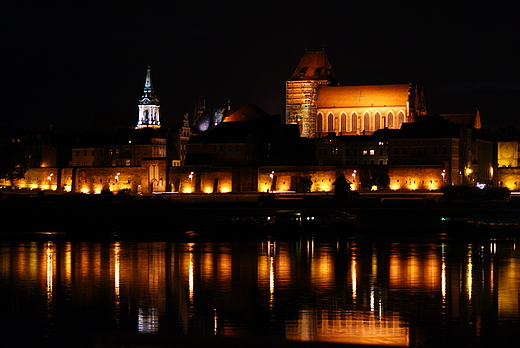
[
  {"left": 136, "top": 66, "right": 160, "bottom": 129},
  {"left": 139, "top": 66, "right": 159, "bottom": 105}
]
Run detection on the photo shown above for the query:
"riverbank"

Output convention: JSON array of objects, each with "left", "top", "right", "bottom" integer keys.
[{"left": 1, "top": 191, "right": 519, "bottom": 239}]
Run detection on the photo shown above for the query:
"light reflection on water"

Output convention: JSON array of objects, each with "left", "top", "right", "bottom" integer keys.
[{"left": 1, "top": 233, "right": 520, "bottom": 347}]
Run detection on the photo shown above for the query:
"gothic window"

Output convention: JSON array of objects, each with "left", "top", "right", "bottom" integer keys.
[
  {"left": 363, "top": 112, "right": 370, "bottom": 132},
  {"left": 327, "top": 114, "right": 334, "bottom": 133},
  {"left": 340, "top": 113, "right": 347, "bottom": 133},
  {"left": 398, "top": 111, "right": 405, "bottom": 128},
  {"left": 388, "top": 112, "right": 394, "bottom": 129},
  {"left": 317, "top": 113, "right": 323, "bottom": 133},
  {"left": 351, "top": 113, "right": 358, "bottom": 131},
  {"left": 374, "top": 113, "right": 381, "bottom": 130}
]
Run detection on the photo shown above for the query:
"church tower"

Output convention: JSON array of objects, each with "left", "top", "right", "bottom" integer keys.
[
  {"left": 286, "top": 50, "right": 338, "bottom": 138},
  {"left": 136, "top": 66, "right": 161, "bottom": 129}
]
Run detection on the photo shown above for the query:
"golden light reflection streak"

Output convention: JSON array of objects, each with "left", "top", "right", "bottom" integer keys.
[
  {"left": 351, "top": 255, "right": 357, "bottom": 301},
  {"left": 114, "top": 242, "right": 121, "bottom": 319},
  {"left": 46, "top": 242, "right": 55, "bottom": 309},
  {"left": 268, "top": 239, "right": 276, "bottom": 310},
  {"left": 188, "top": 243, "right": 194, "bottom": 306},
  {"left": 370, "top": 248, "right": 377, "bottom": 311},
  {"left": 467, "top": 245, "right": 473, "bottom": 301},
  {"left": 441, "top": 243, "right": 446, "bottom": 304}
]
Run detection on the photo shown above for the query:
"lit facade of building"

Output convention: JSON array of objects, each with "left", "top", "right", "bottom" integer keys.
[
  {"left": 136, "top": 66, "right": 160, "bottom": 129},
  {"left": 286, "top": 51, "right": 426, "bottom": 138}
]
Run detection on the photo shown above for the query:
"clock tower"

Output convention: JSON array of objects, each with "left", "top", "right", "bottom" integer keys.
[{"left": 136, "top": 66, "right": 161, "bottom": 129}]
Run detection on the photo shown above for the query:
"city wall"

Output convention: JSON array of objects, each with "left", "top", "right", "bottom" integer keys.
[{"left": 4, "top": 164, "right": 481, "bottom": 194}]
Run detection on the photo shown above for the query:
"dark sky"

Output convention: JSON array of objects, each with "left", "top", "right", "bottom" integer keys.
[{"left": 2, "top": 1, "right": 519, "bottom": 130}]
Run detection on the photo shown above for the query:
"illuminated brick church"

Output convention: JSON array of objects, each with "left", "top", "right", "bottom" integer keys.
[{"left": 286, "top": 50, "right": 427, "bottom": 138}]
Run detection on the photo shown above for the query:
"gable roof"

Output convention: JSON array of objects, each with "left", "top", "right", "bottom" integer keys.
[
  {"left": 223, "top": 104, "right": 270, "bottom": 122},
  {"left": 288, "top": 51, "right": 338, "bottom": 83},
  {"left": 317, "top": 84, "right": 412, "bottom": 109},
  {"left": 416, "top": 110, "right": 482, "bottom": 129}
]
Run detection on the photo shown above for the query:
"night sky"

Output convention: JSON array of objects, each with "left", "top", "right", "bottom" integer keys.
[{"left": 2, "top": 1, "right": 519, "bottom": 130}]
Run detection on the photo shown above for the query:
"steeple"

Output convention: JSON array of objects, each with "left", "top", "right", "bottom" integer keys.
[
  {"left": 136, "top": 66, "right": 160, "bottom": 129},
  {"left": 140, "top": 66, "right": 159, "bottom": 105}
]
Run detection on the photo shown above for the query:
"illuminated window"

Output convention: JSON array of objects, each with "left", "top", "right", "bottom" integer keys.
[
  {"left": 363, "top": 149, "right": 368, "bottom": 155},
  {"left": 364, "top": 112, "right": 370, "bottom": 131},
  {"left": 340, "top": 114, "right": 347, "bottom": 133},
  {"left": 398, "top": 111, "right": 405, "bottom": 127},
  {"left": 327, "top": 114, "right": 334, "bottom": 132},
  {"left": 388, "top": 112, "right": 394, "bottom": 128},
  {"left": 351, "top": 113, "right": 357, "bottom": 131},
  {"left": 369, "top": 149, "right": 375, "bottom": 155},
  {"left": 374, "top": 112, "right": 380, "bottom": 130}
]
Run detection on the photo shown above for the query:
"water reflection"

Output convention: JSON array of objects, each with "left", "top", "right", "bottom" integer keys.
[{"left": 1, "top": 234, "right": 520, "bottom": 347}]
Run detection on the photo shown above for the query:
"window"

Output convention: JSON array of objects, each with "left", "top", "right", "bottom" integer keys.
[
  {"left": 317, "top": 114, "right": 323, "bottom": 133},
  {"left": 92, "top": 151, "right": 95, "bottom": 156},
  {"left": 369, "top": 149, "right": 375, "bottom": 155},
  {"left": 332, "top": 148, "right": 339, "bottom": 156},
  {"left": 229, "top": 145, "right": 232, "bottom": 151},
  {"left": 398, "top": 112, "right": 405, "bottom": 127},
  {"left": 75, "top": 151, "right": 79, "bottom": 156},
  {"left": 402, "top": 147, "right": 407, "bottom": 154},
  {"left": 327, "top": 114, "right": 334, "bottom": 132},
  {"left": 353, "top": 148, "right": 358, "bottom": 156},
  {"left": 443, "top": 147, "right": 447, "bottom": 154},
  {"left": 364, "top": 112, "right": 370, "bottom": 132},
  {"left": 84, "top": 151, "right": 87, "bottom": 156},
  {"left": 236, "top": 145, "right": 239, "bottom": 151},
  {"left": 388, "top": 112, "right": 394, "bottom": 128},
  {"left": 379, "top": 148, "right": 384, "bottom": 156},
  {"left": 340, "top": 114, "right": 347, "bottom": 133},
  {"left": 115, "top": 149, "right": 119, "bottom": 155},
  {"left": 394, "top": 148, "right": 399, "bottom": 154},
  {"left": 434, "top": 147, "right": 438, "bottom": 154},
  {"left": 351, "top": 114, "right": 357, "bottom": 131},
  {"left": 374, "top": 112, "right": 381, "bottom": 130}
]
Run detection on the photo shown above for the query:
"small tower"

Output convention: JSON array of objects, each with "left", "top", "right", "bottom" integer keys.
[{"left": 136, "top": 66, "right": 160, "bottom": 129}]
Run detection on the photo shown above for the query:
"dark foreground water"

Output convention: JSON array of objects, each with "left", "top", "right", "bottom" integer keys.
[{"left": 1, "top": 223, "right": 519, "bottom": 347}]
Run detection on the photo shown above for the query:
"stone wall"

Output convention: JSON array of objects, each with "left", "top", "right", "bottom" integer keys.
[{"left": 388, "top": 165, "right": 445, "bottom": 190}]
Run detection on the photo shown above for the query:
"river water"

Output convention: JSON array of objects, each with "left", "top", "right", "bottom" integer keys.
[{"left": 1, "top": 222, "right": 519, "bottom": 347}]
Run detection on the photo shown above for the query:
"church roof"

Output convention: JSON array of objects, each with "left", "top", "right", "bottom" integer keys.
[
  {"left": 317, "top": 84, "right": 412, "bottom": 108},
  {"left": 288, "top": 51, "right": 338, "bottom": 83},
  {"left": 223, "top": 104, "right": 270, "bottom": 122},
  {"left": 416, "top": 110, "right": 482, "bottom": 129}
]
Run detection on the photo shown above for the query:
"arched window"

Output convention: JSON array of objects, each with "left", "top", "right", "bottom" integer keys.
[
  {"left": 374, "top": 112, "right": 381, "bottom": 130},
  {"left": 398, "top": 111, "right": 405, "bottom": 128},
  {"left": 340, "top": 113, "right": 347, "bottom": 133},
  {"left": 327, "top": 113, "right": 334, "bottom": 133},
  {"left": 388, "top": 112, "right": 394, "bottom": 129},
  {"left": 363, "top": 112, "right": 370, "bottom": 132},
  {"left": 351, "top": 113, "right": 358, "bottom": 131},
  {"left": 317, "top": 113, "right": 323, "bottom": 133}
]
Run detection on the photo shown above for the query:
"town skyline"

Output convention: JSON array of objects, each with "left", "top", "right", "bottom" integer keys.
[{"left": 2, "top": 2, "right": 518, "bottom": 130}]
